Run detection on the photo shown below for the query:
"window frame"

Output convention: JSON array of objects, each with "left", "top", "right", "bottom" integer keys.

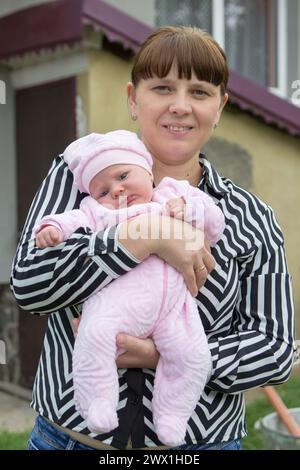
[
  {"left": 211, "top": 0, "right": 287, "bottom": 98},
  {"left": 269, "top": 0, "right": 287, "bottom": 98}
]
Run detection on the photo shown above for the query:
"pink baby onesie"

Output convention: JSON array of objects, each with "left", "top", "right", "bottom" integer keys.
[{"left": 37, "top": 176, "right": 225, "bottom": 446}]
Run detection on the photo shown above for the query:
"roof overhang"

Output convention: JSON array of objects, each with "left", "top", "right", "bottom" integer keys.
[
  {"left": 0, "top": 0, "right": 152, "bottom": 60},
  {"left": 228, "top": 71, "right": 300, "bottom": 136}
]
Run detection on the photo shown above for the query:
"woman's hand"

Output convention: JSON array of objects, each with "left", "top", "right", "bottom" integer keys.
[
  {"left": 118, "top": 214, "right": 215, "bottom": 297},
  {"left": 152, "top": 215, "right": 215, "bottom": 296},
  {"left": 116, "top": 334, "right": 159, "bottom": 369}
]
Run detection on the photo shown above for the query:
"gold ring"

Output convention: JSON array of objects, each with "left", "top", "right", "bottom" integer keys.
[{"left": 195, "top": 265, "right": 206, "bottom": 273}]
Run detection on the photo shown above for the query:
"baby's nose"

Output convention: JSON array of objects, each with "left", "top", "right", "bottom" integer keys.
[{"left": 112, "top": 185, "right": 125, "bottom": 198}]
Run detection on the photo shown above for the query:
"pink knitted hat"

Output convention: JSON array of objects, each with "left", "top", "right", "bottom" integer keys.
[{"left": 63, "top": 130, "right": 153, "bottom": 193}]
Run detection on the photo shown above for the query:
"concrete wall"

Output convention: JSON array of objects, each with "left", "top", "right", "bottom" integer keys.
[{"left": 0, "top": 67, "right": 17, "bottom": 283}]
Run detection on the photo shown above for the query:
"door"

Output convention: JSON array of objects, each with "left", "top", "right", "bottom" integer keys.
[{"left": 16, "top": 77, "right": 76, "bottom": 388}]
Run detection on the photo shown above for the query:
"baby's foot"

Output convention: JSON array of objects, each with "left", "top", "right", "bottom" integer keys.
[
  {"left": 87, "top": 398, "right": 118, "bottom": 434},
  {"left": 154, "top": 416, "right": 187, "bottom": 447}
]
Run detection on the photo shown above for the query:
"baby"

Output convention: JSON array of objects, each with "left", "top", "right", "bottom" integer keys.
[{"left": 35, "top": 130, "right": 225, "bottom": 446}]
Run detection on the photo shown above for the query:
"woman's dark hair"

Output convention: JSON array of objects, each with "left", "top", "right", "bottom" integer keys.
[{"left": 131, "top": 26, "right": 229, "bottom": 95}]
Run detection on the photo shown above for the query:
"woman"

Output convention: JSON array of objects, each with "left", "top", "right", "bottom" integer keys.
[{"left": 11, "top": 26, "right": 296, "bottom": 451}]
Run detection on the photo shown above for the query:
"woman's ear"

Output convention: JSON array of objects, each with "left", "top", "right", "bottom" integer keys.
[
  {"left": 126, "top": 82, "right": 137, "bottom": 115},
  {"left": 215, "top": 93, "right": 229, "bottom": 125},
  {"left": 219, "top": 93, "right": 228, "bottom": 113}
]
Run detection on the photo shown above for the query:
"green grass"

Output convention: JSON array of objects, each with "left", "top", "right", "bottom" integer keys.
[
  {"left": 0, "top": 430, "right": 30, "bottom": 450},
  {"left": 243, "top": 374, "right": 300, "bottom": 450}
]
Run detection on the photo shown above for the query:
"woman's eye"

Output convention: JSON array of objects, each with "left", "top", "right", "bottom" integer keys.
[
  {"left": 153, "top": 86, "right": 170, "bottom": 93},
  {"left": 119, "top": 172, "right": 128, "bottom": 180},
  {"left": 193, "top": 89, "right": 208, "bottom": 97},
  {"left": 99, "top": 190, "right": 108, "bottom": 197}
]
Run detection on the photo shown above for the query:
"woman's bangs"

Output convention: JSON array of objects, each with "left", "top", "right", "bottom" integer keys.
[
  {"left": 132, "top": 32, "right": 227, "bottom": 90},
  {"left": 136, "top": 40, "right": 176, "bottom": 81},
  {"left": 188, "top": 40, "right": 226, "bottom": 87}
]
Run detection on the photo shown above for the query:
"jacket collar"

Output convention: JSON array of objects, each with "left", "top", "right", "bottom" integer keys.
[{"left": 199, "top": 154, "right": 229, "bottom": 196}]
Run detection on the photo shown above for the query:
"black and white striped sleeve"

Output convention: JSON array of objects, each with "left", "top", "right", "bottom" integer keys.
[
  {"left": 207, "top": 205, "right": 296, "bottom": 393},
  {"left": 10, "top": 156, "right": 140, "bottom": 314}
]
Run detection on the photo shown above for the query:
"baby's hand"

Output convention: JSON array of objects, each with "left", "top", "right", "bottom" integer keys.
[
  {"left": 36, "top": 226, "right": 63, "bottom": 248},
  {"left": 166, "top": 197, "right": 186, "bottom": 220}
]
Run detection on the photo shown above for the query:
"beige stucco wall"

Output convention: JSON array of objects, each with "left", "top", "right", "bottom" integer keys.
[
  {"left": 78, "top": 49, "right": 300, "bottom": 337},
  {"left": 216, "top": 109, "right": 300, "bottom": 336},
  {"left": 77, "top": 50, "right": 135, "bottom": 134}
]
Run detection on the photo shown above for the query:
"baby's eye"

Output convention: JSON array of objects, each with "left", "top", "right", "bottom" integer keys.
[
  {"left": 99, "top": 190, "right": 108, "bottom": 197},
  {"left": 119, "top": 172, "right": 128, "bottom": 180}
]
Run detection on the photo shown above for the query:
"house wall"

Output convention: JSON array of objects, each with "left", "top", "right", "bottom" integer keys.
[
  {"left": 0, "top": 66, "right": 17, "bottom": 283},
  {"left": 215, "top": 108, "right": 300, "bottom": 336},
  {"left": 104, "top": 0, "right": 156, "bottom": 26},
  {"left": 84, "top": 49, "right": 135, "bottom": 133}
]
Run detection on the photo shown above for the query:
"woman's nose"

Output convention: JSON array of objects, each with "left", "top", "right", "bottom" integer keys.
[{"left": 169, "top": 93, "right": 192, "bottom": 115}]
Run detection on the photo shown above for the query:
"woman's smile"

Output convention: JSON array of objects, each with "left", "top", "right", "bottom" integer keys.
[{"left": 162, "top": 123, "right": 194, "bottom": 137}]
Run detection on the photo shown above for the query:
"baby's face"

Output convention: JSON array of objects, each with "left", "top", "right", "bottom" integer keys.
[{"left": 89, "top": 164, "right": 153, "bottom": 209}]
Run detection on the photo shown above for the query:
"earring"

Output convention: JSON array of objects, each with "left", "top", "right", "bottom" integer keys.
[
  {"left": 214, "top": 123, "right": 217, "bottom": 129},
  {"left": 131, "top": 113, "right": 137, "bottom": 121}
]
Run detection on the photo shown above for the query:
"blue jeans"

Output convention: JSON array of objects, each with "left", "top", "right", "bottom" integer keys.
[
  {"left": 173, "top": 440, "right": 242, "bottom": 450},
  {"left": 28, "top": 416, "right": 241, "bottom": 451}
]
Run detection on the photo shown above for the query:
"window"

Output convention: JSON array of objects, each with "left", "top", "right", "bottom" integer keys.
[
  {"left": 156, "top": 0, "right": 212, "bottom": 32},
  {"left": 224, "top": 0, "right": 277, "bottom": 87},
  {"left": 155, "top": 0, "right": 284, "bottom": 93}
]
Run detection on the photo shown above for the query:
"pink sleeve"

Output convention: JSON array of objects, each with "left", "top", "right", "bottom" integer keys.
[
  {"left": 185, "top": 185, "right": 225, "bottom": 246},
  {"left": 153, "top": 177, "right": 225, "bottom": 246},
  {"left": 34, "top": 207, "right": 92, "bottom": 241},
  {"left": 152, "top": 177, "right": 191, "bottom": 212}
]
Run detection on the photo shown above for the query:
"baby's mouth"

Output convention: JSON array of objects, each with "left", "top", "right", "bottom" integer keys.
[{"left": 127, "top": 195, "right": 137, "bottom": 205}]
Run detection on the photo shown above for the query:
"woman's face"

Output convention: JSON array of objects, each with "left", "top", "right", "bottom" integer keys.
[{"left": 127, "top": 64, "right": 228, "bottom": 167}]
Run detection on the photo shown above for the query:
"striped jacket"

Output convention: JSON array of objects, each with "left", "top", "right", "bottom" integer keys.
[{"left": 10, "top": 154, "right": 296, "bottom": 449}]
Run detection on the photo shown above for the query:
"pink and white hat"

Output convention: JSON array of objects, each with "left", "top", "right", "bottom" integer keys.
[{"left": 63, "top": 130, "right": 153, "bottom": 193}]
